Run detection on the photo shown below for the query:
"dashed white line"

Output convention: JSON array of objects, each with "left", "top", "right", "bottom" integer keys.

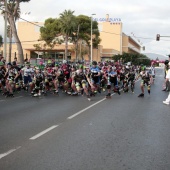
[
  {"left": 68, "top": 97, "right": 111, "bottom": 120},
  {"left": 30, "top": 125, "right": 59, "bottom": 140},
  {"left": 67, "top": 79, "right": 141, "bottom": 120},
  {"left": 0, "top": 146, "right": 21, "bottom": 160}
]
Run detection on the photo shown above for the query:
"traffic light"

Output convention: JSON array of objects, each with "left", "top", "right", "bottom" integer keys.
[{"left": 156, "top": 34, "right": 160, "bottom": 41}]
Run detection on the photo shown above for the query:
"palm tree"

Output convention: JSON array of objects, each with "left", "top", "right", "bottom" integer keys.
[
  {"left": 2, "top": 0, "right": 30, "bottom": 64},
  {"left": 59, "top": 10, "right": 76, "bottom": 60},
  {"left": 1, "top": 1, "right": 21, "bottom": 63}
]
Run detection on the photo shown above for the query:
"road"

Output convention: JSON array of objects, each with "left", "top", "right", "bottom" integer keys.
[{"left": 0, "top": 68, "right": 170, "bottom": 170}]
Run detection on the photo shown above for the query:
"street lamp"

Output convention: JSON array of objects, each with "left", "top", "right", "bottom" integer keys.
[
  {"left": 91, "top": 14, "right": 96, "bottom": 63},
  {"left": 1, "top": 0, "right": 7, "bottom": 61}
]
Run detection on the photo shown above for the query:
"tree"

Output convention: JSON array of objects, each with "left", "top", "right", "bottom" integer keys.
[
  {"left": 75, "top": 15, "right": 101, "bottom": 61},
  {"left": 112, "top": 52, "right": 151, "bottom": 66},
  {"left": 40, "top": 13, "right": 101, "bottom": 61},
  {"left": 59, "top": 10, "right": 77, "bottom": 60},
  {"left": 0, "top": 0, "right": 30, "bottom": 64},
  {"left": 40, "top": 18, "right": 61, "bottom": 45},
  {"left": 1, "top": 2, "right": 20, "bottom": 62},
  {"left": 7, "top": 2, "right": 20, "bottom": 62}
]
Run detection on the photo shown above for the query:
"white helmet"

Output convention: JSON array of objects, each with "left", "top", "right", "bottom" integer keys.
[{"left": 63, "top": 60, "right": 67, "bottom": 64}]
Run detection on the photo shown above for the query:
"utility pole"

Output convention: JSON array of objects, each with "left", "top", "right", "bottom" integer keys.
[
  {"left": 3, "top": 0, "right": 7, "bottom": 61},
  {"left": 76, "top": 24, "right": 80, "bottom": 61},
  {"left": 90, "top": 14, "right": 96, "bottom": 63}
]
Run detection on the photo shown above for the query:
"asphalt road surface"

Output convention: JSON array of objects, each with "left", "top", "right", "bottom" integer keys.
[{"left": 0, "top": 68, "right": 170, "bottom": 170}]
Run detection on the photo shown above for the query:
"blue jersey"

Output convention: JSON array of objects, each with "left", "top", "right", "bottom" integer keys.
[
  {"left": 107, "top": 70, "right": 117, "bottom": 85},
  {"left": 107, "top": 71, "right": 117, "bottom": 77},
  {"left": 90, "top": 67, "right": 100, "bottom": 74},
  {"left": 90, "top": 66, "right": 100, "bottom": 83}
]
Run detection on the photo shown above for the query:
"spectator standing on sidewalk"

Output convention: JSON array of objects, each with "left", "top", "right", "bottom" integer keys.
[{"left": 163, "top": 62, "right": 170, "bottom": 105}]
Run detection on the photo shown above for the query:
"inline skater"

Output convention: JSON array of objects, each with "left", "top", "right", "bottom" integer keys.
[
  {"left": 105, "top": 65, "right": 120, "bottom": 98},
  {"left": 138, "top": 67, "right": 152, "bottom": 97},
  {"left": 89, "top": 61, "right": 101, "bottom": 96},
  {"left": 100, "top": 65, "right": 108, "bottom": 92},
  {"left": 127, "top": 67, "right": 136, "bottom": 93},
  {"left": 21, "top": 62, "right": 34, "bottom": 93},
  {"left": 32, "top": 67, "right": 44, "bottom": 97},
  {"left": 44, "top": 63, "right": 54, "bottom": 93},
  {"left": 12, "top": 61, "right": 22, "bottom": 91},
  {"left": 5, "top": 63, "right": 19, "bottom": 97},
  {"left": 73, "top": 64, "right": 91, "bottom": 100},
  {"left": 149, "top": 62, "right": 155, "bottom": 84},
  {"left": 0, "top": 62, "right": 6, "bottom": 94}
]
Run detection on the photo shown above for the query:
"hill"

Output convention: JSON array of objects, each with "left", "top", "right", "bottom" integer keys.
[{"left": 142, "top": 53, "right": 169, "bottom": 61}]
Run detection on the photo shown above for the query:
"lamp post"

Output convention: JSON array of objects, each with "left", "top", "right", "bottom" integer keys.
[
  {"left": 2, "top": 0, "right": 7, "bottom": 61},
  {"left": 90, "top": 14, "right": 96, "bottom": 63}
]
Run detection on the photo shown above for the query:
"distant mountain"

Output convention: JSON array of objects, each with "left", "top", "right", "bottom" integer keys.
[{"left": 142, "top": 53, "right": 169, "bottom": 61}]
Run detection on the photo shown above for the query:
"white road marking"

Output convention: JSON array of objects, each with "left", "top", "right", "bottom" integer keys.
[
  {"left": 67, "top": 79, "right": 141, "bottom": 120},
  {"left": 0, "top": 146, "right": 21, "bottom": 160},
  {"left": 0, "top": 100, "right": 5, "bottom": 102},
  {"left": 30, "top": 125, "right": 59, "bottom": 140},
  {"left": 68, "top": 97, "right": 108, "bottom": 119}
]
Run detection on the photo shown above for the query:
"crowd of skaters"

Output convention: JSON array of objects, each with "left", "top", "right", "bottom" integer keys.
[{"left": 0, "top": 56, "right": 162, "bottom": 102}]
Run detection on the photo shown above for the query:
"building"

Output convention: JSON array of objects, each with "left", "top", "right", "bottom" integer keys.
[
  {"left": 2, "top": 15, "right": 142, "bottom": 63},
  {"left": 122, "top": 33, "right": 141, "bottom": 54}
]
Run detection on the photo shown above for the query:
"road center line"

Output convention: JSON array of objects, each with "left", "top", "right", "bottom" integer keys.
[
  {"left": 67, "top": 79, "right": 141, "bottom": 120},
  {"left": 30, "top": 125, "right": 59, "bottom": 140},
  {"left": 0, "top": 146, "right": 21, "bottom": 160},
  {"left": 68, "top": 97, "right": 108, "bottom": 120}
]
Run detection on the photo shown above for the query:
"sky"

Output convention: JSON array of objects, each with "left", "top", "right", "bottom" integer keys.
[{"left": 0, "top": 0, "right": 170, "bottom": 57}]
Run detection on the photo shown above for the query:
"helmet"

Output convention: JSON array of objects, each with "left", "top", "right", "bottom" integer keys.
[
  {"left": 35, "top": 67, "right": 40, "bottom": 70},
  {"left": 47, "top": 60, "right": 52, "bottom": 64},
  {"left": 63, "top": 60, "right": 67, "bottom": 64},
  {"left": 165, "top": 60, "right": 169, "bottom": 65},
  {"left": 25, "top": 62, "right": 30, "bottom": 66},
  {"left": 12, "top": 61, "right": 17, "bottom": 66},
  {"left": 0, "top": 62, "right": 4, "bottom": 66},
  {"left": 7, "top": 62, "right": 12, "bottom": 66},
  {"left": 47, "top": 63, "right": 52, "bottom": 67},
  {"left": 141, "top": 66, "right": 146, "bottom": 71},
  {"left": 79, "top": 64, "right": 83, "bottom": 69},
  {"left": 92, "top": 61, "right": 97, "bottom": 65}
]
